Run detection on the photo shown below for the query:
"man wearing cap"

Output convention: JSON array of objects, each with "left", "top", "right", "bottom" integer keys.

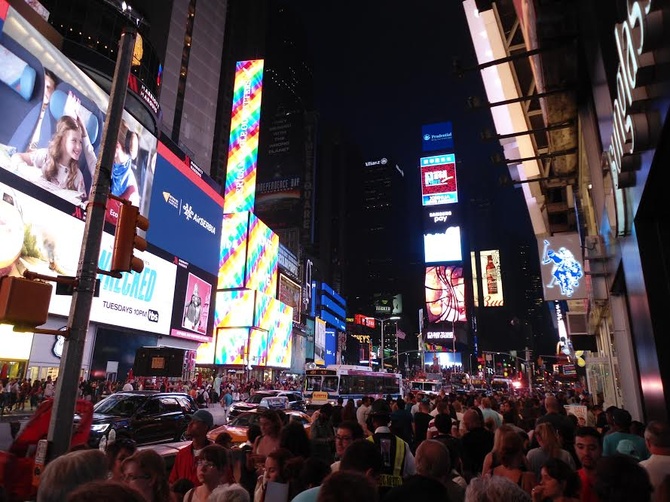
[
  {"left": 602, "top": 408, "right": 649, "bottom": 460},
  {"left": 367, "top": 398, "right": 415, "bottom": 492},
  {"left": 169, "top": 409, "right": 214, "bottom": 486}
]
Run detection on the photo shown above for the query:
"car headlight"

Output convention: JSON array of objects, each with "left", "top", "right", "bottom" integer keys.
[{"left": 91, "top": 424, "right": 111, "bottom": 433}]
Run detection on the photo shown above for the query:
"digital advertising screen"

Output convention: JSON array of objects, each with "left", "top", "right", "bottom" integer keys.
[
  {"left": 480, "top": 249, "right": 504, "bottom": 307},
  {"left": 425, "top": 265, "right": 466, "bottom": 324},
  {"left": 245, "top": 213, "right": 278, "bottom": 296},
  {"left": 425, "top": 352, "right": 463, "bottom": 368},
  {"left": 214, "top": 289, "right": 255, "bottom": 329},
  {"left": 0, "top": 6, "right": 157, "bottom": 224},
  {"left": 267, "top": 302, "right": 293, "bottom": 368},
  {"left": 1, "top": 180, "right": 176, "bottom": 335},
  {"left": 278, "top": 274, "right": 301, "bottom": 323},
  {"left": 420, "top": 154, "right": 458, "bottom": 206},
  {"left": 254, "top": 291, "right": 279, "bottom": 332},
  {"left": 314, "top": 317, "right": 326, "bottom": 366},
  {"left": 248, "top": 328, "right": 268, "bottom": 366},
  {"left": 148, "top": 142, "right": 223, "bottom": 275},
  {"left": 422, "top": 122, "right": 454, "bottom": 152},
  {"left": 538, "top": 233, "right": 586, "bottom": 300},
  {"left": 424, "top": 226, "right": 462, "bottom": 263},
  {"left": 218, "top": 212, "right": 250, "bottom": 289},
  {"left": 214, "top": 327, "right": 248, "bottom": 365},
  {"left": 223, "top": 59, "right": 264, "bottom": 214},
  {"left": 169, "top": 266, "right": 216, "bottom": 343},
  {"left": 325, "top": 328, "right": 337, "bottom": 366}
]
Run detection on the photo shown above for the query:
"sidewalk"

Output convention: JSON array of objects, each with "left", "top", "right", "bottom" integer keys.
[{"left": 0, "top": 408, "right": 34, "bottom": 423}]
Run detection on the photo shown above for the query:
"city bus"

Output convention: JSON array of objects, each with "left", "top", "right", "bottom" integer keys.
[{"left": 303, "top": 365, "right": 402, "bottom": 409}]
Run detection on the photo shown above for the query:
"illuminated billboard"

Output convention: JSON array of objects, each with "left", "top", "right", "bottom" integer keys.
[
  {"left": 422, "top": 122, "right": 454, "bottom": 152},
  {"left": 420, "top": 154, "right": 457, "bottom": 206},
  {"left": 218, "top": 212, "right": 249, "bottom": 289},
  {"left": 325, "top": 328, "right": 337, "bottom": 366},
  {"left": 223, "top": 60, "right": 264, "bottom": 214},
  {"left": 538, "top": 233, "right": 586, "bottom": 300},
  {"left": 314, "top": 317, "right": 326, "bottom": 366},
  {"left": 248, "top": 328, "right": 268, "bottom": 366},
  {"left": 424, "top": 225, "right": 462, "bottom": 263},
  {"left": 254, "top": 292, "right": 279, "bottom": 332},
  {"left": 170, "top": 268, "right": 215, "bottom": 343},
  {"left": 278, "top": 274, "right": 301, "bottom": 323},
  {"left": 471, "top": 251, "right": 479, "bottom": 308},
  {"left": 0, "top": 6, "right": 157, "bottom": 224},
  {"left": 245, "top": 213, "right": 278, "bottom": 296},
  {"left": 425, "top": 265, "right": 466, "bottom": 323},
  {"left": 267, "top": 302, "right": 293, "bottom": 368},
  {"left": 214, "top": 327, "right": 248, "bottom": 365},
  {"left": 480, "top": 249, "right": 504, "bottom": 307},
  {"left": 214, "top": 289, "right": 255, "bottom": 328},
  {"left": 149, "top": 142, "right": 223, "bottom": 275}
]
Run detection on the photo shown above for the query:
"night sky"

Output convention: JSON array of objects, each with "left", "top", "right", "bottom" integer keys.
[{"left": 290, "top": 1, "right": 552, "bottom": 357}]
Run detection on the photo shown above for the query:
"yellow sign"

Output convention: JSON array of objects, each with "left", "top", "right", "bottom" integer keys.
[{"left": 313, "top": 392, "right": 328, "bottom": 400}]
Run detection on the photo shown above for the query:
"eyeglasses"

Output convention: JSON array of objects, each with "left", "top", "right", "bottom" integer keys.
[
  {"left": 196, "top": 460, "right": 216, "bottom": 469},
  {"left": 124, "top": 473, "right": 150, "bottom": 482},
  {"left": 335, "top": 435, "right": 353, "bottom": 442}
]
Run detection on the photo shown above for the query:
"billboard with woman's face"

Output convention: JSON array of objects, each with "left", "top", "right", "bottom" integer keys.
[{"left": 0, "top": 5, "right": 156, "bottom": 223}]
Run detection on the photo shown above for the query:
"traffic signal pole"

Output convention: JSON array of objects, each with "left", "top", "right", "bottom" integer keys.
[{"left": 47, "top": 27, "right": 137, "bottom": 461}]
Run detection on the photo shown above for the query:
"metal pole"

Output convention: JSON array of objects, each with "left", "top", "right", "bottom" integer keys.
[
  {"left": 395, "top": 321, "right": 399, "bottom": 369},
  {"left": 380, "top": 319, "right": 384, "bottom": 372},
  {"left": 46, "top": 28, "right": 136, "bottom": 461}
]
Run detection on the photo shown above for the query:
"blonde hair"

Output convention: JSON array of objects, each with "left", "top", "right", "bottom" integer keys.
[
  {"left": 37, "top": 449, "right": 108, "bottom": 502},
  {"left": 121, "top": 450, "right": 169, "bottom": 502},
  {"left": 43, "top": 115, "right": 83, "bottom": 190},
  {"left": 535, "top": 422, "right": 562, "bottom": 457}
]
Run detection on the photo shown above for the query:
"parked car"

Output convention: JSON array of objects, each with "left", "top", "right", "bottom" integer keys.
[
  {"left": 228, "top": 390, "right": 305, "bottom": 421},
  {"left": 207, "top": 409, "right": 311, "bottom": 445},
  {"left": 88, "top": 391, "right": 198, "bottom": 450}
]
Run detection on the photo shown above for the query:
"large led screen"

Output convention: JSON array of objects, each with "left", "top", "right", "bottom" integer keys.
[
  {"left": 214, "top": 289, "right": 255, "bottom": 329},
  {"left": 314, "top": 317, "right": 326, "bottom": 366},
  {"left": 148, "top": 142, "right": 223, "bottom": 275},
  {"left": 420, "top": 154, "right": 457, "bottom": 206},
  {"left": 267, "top": 302, "right": 293, "bottom": 368},
  {"left": 245, "top": 213, "right": 278, "bottom": 296},
  {"left": 254, "top": 291, "right": 279, "bottom": 332},
  {"left": 424, "top": 226, "right": 462, "bottom": 263},
  {"left": 537, "top": 234, "right": 586, "bottom": 300},
  {"left": 480, "top": 249, "right": 504, "bottom": 307},
  {"left": 248, "top": 328, "right": 268, "bottom": 366},
  {"left": 1, "top": 181, "right": 176, "bottom": 334},
  {"left": 325, "top": 328, "right": 337, "bottom": 366},
  {"left": 170, "top": 266, "right": 215, "bottom": 343},
  {"left": 223, "top": 60, "right": 264, "bottom": 214},
  {"left": 214, "top": 327, "right": 248, "bottom": 365},
  {"left": 218, "top": 212, "right": 250, "bottom": 289},
  {"left": 422, "top": 122, "right": 454, "bottom": 152},
  {"left": 0, "top": 7, "right": 157, "bottom": 224},
  {"left": 425, "top": 265, "right": 466, "bottom": 323},
  {"left": 278, "top": 274, "right": 301, "bottom": 323}
]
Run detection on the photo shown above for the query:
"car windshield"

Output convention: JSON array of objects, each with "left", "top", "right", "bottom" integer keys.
[
  {"left": 247, "top": 394, "right": 273, "bottom": 404},
  {"left": 231, "top": 413, "right": 261, "bottom": 427},
  {"left": 93, "top": 394, "right": 146, "bottom": 417}
]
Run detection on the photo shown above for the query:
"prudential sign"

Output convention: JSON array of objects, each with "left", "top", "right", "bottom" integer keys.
[{"left": 422, "top": 122, "right": 454, "bottom": 152}]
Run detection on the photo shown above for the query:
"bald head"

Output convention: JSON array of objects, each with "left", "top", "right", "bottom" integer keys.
[
  {"left": 545, "top": 396, "right": 560, "bottom": 413},
  {"left": 463, "top": 409, "right": 482, "bottom": 431},
  {"left": 416, "top": 440, "right": 451, "bottom": 481}
]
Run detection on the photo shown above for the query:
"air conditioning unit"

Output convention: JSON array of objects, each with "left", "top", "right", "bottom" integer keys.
[{"left": 566, "top": 312, "right": 588, "bottom": 336}]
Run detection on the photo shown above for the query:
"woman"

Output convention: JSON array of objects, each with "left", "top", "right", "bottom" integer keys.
[
  {"left": 253, "top": 448, "right": 293, "bottom": 502},
  {"left": 482, "top": 425, "right": 536, "bottom": 495},
  {"left": 121, "top": 450, "right": 169, "bottom": 502},
  {"left": 249, "top": 410, "right": 282, "bottom": 470},
  {"left": 37, "top": 450, "right": 108, "bottom": 502},
  {"left": 183, "top": 444, "right": 234, "bottom": 502},
  {"left": 310, "top": 403, "right": 335, "bottom": 463},
  {"left": 531, "top": 458, "right": 580, "bottom": 502},
  {"left": 341, "top": 399, "right": 357, "bottom": 422},
  {"left": 279, "top": 420, "right": 311, "bottom": 459},
  {"left": 105, "top": 438, "right": 137, "bottom": 481},
  {"left": 527, "top": 423, "right": 576, "bottom": 480}
]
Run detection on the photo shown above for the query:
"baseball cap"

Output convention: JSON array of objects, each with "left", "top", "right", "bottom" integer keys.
[{"left": 191, "top": 409, "right": 214, "bottom": 429}]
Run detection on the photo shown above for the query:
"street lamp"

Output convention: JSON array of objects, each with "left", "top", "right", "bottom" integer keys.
[{"left": 375, "top": 316, "right": 400, "bottom": 371}]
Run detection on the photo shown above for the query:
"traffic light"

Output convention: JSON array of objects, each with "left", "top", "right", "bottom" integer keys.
[
  {"left": 111, "top": 202, "right": 149, "bottom": 274},
  {"left": 0, "top": 276, "right": 52, "bottom": 328}
]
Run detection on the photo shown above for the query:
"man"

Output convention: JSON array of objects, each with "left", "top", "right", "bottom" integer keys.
[
  {"left": 640, "top": 420, "right": 670, "bottom": 494},
  {"left": 479, "top": 397, "right": 502, "bottom": 430},
  {"left": 367, "top": 399, "right": 415, "bottom": 491},
  {"left": 332, "top": 420, "right": 365, "bottom": 472},
  {"left": 415, "top": 439, "right": 465, "bottom": 501},
  {"left": 460, "top": 408, "right": 494, "bottom": 481},
  {"left": 602, "top": 408, "right": 649, "bottom": 460},
  {"left": 356, "top": 396, "right": 371, "bottom": 434},
  {"left": 221, "top": 386, "right": 233, "bottom": 422},
  {"left": 574, "top": 426, "right": 602, "bottom": 502},
  {"left": 291, "top": 438, "right": 383, "bottom": 502},
  {"left": 432, "top": 413, "right": 463, "bottom": 476},
  {"left": 390, "top": 398, "right": 413, "bottom": 446},
  {"left": 536, "top": 395, "right": 576, "bottom": 455},
  {"left": 412, "top": 399, "right": 432, "bottom": 448},
  {"left": 169, "top": 409, "right": 214, "bottom": 486}
]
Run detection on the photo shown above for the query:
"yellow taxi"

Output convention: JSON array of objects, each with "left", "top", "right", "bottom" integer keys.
[{"left": 206, "top": 408, "right": 312, "bottom": 445}]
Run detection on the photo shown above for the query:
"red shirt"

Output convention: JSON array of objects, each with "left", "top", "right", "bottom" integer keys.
[
  {"left": 578, "top": 468, "right": 600, "bottom": 502},
  {"left": 169, "top": 442, "right": 210, "bottom": 486}
]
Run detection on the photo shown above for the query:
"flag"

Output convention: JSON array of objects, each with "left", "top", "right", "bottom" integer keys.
[{"left": 396, "top": 327, "right": 406, "bottom": 340}]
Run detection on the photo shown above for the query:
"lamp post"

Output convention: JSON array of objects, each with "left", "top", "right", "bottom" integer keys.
[{"left": 376, "top": 316, "right": 400, "bottom": 371}]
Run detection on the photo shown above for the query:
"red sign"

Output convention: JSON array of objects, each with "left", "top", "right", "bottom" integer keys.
[{"left": 354, "top": 314, "right": 376, "bottom": 328}]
